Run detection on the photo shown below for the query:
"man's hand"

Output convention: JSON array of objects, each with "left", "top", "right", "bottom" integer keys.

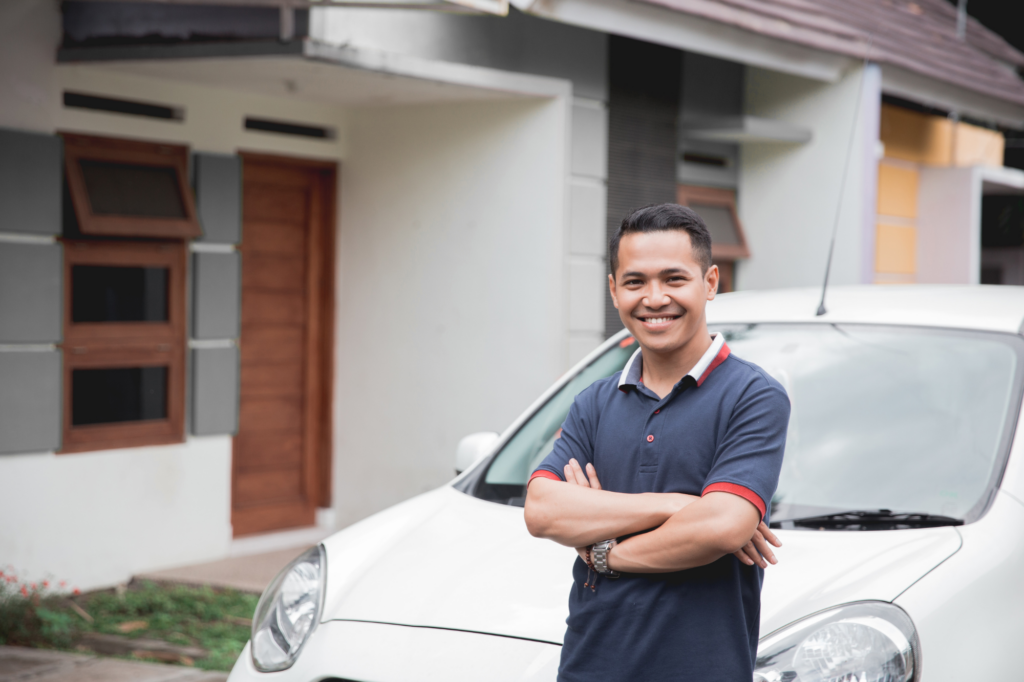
[
  {"left": 562, "top": 459, "right": 780, "bottom": 569},
  {"left": 734, "top": 521, "right": 781, "bottom": 568}
]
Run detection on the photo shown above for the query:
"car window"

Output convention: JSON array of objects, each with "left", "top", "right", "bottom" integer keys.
[
  {"left": 467, "top": 337, "right": 639, "bottom": 505},
  {"left": 464, "top": 325, "right": 1024, "bottom": 524},
  {"left": 730, "top": 325, "right": 1023, "bottom": 523}
]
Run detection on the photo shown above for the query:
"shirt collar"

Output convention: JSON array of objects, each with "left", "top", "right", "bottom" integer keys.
[{"left": 618, "top": 332, "right": 730, "bottom": 392}]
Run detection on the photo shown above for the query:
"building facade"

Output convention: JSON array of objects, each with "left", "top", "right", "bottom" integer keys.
[{"left": 1, "top": 0, "right": 1023, "bottom": 589}]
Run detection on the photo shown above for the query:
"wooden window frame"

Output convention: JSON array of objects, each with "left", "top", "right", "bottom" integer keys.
[
  {"left": 60, "top": 240, "right": 187, "bottom": 454},
  {"left": 676, "top": 185, "right": 750, "bottom": 261},
  {"left": 62, "top": 132, "right": 202, "bottom": 239}
]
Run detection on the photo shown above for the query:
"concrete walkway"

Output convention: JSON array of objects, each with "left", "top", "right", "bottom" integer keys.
[
  {"left": 0, "top": 647, "right": 228, "bottom": 682},
  {"left": 135, "top": 546, "right": 310, "bottom": 594}
]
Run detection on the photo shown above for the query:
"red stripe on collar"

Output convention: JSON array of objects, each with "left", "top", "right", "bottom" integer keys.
[{"left": 696, "top": 342, "right": 731, "bottom": 387}]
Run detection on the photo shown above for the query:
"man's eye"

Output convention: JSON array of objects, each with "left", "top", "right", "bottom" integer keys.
[{"left": 625, "top": 279, "right": 643, "bottom": 286}]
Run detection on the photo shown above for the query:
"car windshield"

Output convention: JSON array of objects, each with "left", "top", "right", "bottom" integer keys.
[{"left": 466, "top": 325, "right": 1024, "bottom": 524}]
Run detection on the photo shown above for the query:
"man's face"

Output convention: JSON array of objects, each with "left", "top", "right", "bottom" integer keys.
[{"left": 608, "top": 230, "right": 718, "bottom": 354}]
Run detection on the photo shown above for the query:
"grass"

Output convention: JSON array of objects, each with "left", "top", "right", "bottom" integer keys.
[{"left": 0, "top": 571, "right": 260, "bottom": 672}]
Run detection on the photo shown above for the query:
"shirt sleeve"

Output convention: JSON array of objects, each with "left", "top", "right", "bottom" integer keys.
[
  {"left": 530, "top": 385, "right": 599, "bottom": 485},
  {"left": 701, "top": 374, "right": 790, "bottom": 520}
]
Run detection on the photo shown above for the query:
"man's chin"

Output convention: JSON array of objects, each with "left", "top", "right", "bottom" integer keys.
[{"left": 631, "top": 331, "right": 686, "bottom": 354}]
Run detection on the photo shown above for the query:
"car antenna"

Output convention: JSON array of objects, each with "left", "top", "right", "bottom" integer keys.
[{"left": 816, "top": 37, "right": 874, "bottom": 317}]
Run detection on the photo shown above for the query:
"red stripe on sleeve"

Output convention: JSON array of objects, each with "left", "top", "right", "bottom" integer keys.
[
  {"left": 528, "top": 470, "right": 563, "bottom": 486},
  {"left": 697, "top": 342, "right": 731, "bottom": 386},
  {"left": 702, "top": 481, "right": 766, "bottom": 519}
]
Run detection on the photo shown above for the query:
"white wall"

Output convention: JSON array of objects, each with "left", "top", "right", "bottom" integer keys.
[
  {"left": 333, "top": 96, "right": 569, "bottom": 527},
  {"left": 315, "top": 5, "right": 609, "bottom": 365},
  {"left": 0, "top": 438, "right": 232, "bottom": 591},
  {"left": 738, "top": 64, "right": 875, "bottom": 290}
]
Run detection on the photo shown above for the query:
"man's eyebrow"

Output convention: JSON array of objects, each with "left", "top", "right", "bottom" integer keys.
[{"left": 621, "top": 267, "right": 691, "bottom": 279}]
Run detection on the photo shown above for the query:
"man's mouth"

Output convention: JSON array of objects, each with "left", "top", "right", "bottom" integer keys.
[{"left": 636, "top": 314, "right": 682, "bottom": 329}]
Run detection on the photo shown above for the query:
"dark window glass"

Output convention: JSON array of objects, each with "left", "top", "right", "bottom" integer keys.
[
  {"left": 691, "top": 202, "right": 739, "bottom": 245},
  {"left": 981, "top": 195, "right": 1024, "bottom": 248},
  {"left": 72, "top": 265, "right": 168, "bottom": 322},
  {"left": 72, "top": 366, "right": 168, "bottom": 425},
  {"left": 78, "top": 159, "right": 187, "bottom": 218}
]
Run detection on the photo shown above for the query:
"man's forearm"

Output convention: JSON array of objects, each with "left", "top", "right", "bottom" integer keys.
[
  {"left": 607, "top": 492, "right": 761, "bottom": 572},
  {"left": 524, "top": 477, "right": 695, "bottom": 547}
]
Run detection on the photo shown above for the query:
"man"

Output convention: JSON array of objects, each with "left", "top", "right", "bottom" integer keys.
[{"left": 524, "top": 204, "right": 790, "bottom": 681}]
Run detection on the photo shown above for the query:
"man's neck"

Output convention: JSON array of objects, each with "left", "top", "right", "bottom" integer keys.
[{"left": 640, "top": 327, "right": 714, "bottom": 399}]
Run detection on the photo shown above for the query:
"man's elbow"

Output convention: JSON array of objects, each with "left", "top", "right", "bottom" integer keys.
[{"left": 523, "top": 483, "right": 554, "bottom": 538}]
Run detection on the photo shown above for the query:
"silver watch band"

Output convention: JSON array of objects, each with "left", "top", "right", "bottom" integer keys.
[{"left": 591, "top": 539, "right": 621, "bottom": 578}]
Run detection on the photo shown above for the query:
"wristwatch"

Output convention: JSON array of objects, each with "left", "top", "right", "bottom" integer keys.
[{"left": 591, "top": 539, "right": 621, "bottom": 578}]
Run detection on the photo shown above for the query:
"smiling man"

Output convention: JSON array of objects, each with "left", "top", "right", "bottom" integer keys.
[{"left": 524, "top": 204, "right": 790, "bottom": 682}]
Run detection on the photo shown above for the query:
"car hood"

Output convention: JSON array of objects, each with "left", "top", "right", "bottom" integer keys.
[{"left": 320, "top": 487, "right": 962, "bottom": 643}]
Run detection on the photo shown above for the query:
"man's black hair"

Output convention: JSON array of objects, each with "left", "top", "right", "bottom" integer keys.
[{"left": 609, "top": 203, "right": 713, "bottom": 277}]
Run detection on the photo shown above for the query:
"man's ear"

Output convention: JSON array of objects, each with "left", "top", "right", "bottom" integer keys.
[
  {"left": 705, "top": 264, "right": 719, "bottom": 301},
  {"left": 608, "top": 273, "right": 619, "bottom": 309}
]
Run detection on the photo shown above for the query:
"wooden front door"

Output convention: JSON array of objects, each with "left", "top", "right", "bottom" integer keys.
[{"left": 233, "top": 154, "right": 336, "bottom": 537}]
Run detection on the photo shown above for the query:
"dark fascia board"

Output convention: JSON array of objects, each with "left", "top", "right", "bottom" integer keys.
[{"left": 58, "top": 39, "right": 304, "bottom": 63}]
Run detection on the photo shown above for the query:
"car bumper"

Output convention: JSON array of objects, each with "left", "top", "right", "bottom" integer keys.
[{"left": 227, "top": 620, "right": 562, "bottom": 682}]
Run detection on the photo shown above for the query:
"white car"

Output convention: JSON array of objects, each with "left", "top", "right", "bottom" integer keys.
[{"left": 228, "top": 286, "right": 1024, "bottom": 682}]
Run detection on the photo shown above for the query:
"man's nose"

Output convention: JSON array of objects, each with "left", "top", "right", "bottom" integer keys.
[{"left": 642, "top": 282, "right": 670, "bottom": 308}]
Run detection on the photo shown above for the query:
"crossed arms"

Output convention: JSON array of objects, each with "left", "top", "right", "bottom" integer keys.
[{"left": 524, "top": 459, "right": 780, "bottom": 572}]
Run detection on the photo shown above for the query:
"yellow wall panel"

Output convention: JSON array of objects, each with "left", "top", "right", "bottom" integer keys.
[
  {"left": 877, "top": 163, "right": 919, "bottom": 219},
  {"left": 880, "top": 104, "right": 952, "bottom": 166},
  {"left": 876, "top": 223, "right": 917, "bottom": 274},
  {"left": 954, "top": 122, "right": 1004, "bottom": 167}
]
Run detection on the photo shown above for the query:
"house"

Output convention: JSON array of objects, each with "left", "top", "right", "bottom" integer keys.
[{"left": 1, "top": 0, "right": 1022, "bottom": 590}]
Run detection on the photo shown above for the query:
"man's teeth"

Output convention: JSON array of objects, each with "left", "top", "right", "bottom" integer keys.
[{"left": 646, "top": 317, "right": 673, "bottom": 323}]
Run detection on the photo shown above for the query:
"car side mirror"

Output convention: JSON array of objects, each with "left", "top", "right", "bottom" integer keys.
[{"left": 455, "top": 432, "right": 500, "bottom": 475}]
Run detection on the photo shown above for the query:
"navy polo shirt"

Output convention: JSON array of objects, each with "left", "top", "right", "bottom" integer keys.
[{"left": 532, "top": 334, "right": 790, "bottom": 682}]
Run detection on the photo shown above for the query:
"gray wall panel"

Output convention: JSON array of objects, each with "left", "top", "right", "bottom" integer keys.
[
  {"left": 193, "top": 251, "right": 240, "bottom": 339},
  {"left": 0, "top": 129, "right": 62, "bottom": 236},
  {"left": 0, "top": 351, "right": 62, "bottom": 454},
  {"left": 605, "top": 37, "right": 681, "bottom": 338},
  {"left": 194, "top": 153, "right": 241, "bottom": 244},
  {"left": 191, "top": 346, "right": 239, "bottom": 436},
  {"left": 0, "top": 243, "right": 62, "bottom": 343}
]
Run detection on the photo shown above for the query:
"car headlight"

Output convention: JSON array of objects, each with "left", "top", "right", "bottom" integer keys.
[
  {"left": 754, "top": 601, "right": 919, "bottom": 682},
  {"left": 251, "top": 545, "right": 326, "bottom": 672}
]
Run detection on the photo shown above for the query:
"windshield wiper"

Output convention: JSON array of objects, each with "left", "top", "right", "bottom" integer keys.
[{"left": 770, "top": 509, "right": 964, "bottom": 531}]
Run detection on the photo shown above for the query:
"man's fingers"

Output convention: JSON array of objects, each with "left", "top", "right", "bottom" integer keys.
[
  {"left": 732, "top": 548, "right": 754, "bottom": 566},
  {"left": 743, "top": 542, "right": 768, "bottom": 568},
  {"left": 569, "top": 459, "right": 591, "bottom": 488},
  {"left": 563, "top": 463, "right": 581, "bottom": 486},
  {"left": 586, "top": 463, "right": 602, "bottom": 491},
  {"left": 758, "top": 521, "right": 782, "bottom": 548},
  {"left": 751, "top": 533, "right": 777, "bottom": 565}
]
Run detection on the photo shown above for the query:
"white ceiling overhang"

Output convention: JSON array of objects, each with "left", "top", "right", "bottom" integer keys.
[{"left": 77, "top": 39, "right": 570, "bottom": 108}]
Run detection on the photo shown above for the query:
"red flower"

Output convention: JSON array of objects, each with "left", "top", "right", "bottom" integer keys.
[
  {"left": 42, "top": 580, "right": 49, "bottom": 588},
  {"left": 60, "top": 580, "right": 66, "bottom": 588},
  {"left": 73, "top": 588, "right": 81, "bottom": 595},
  {"left": 20, "top": 585, "right": 28, "bottom": 597},
  {"left": 30, "top": 583, "right": 37, "bottom": 590}
]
